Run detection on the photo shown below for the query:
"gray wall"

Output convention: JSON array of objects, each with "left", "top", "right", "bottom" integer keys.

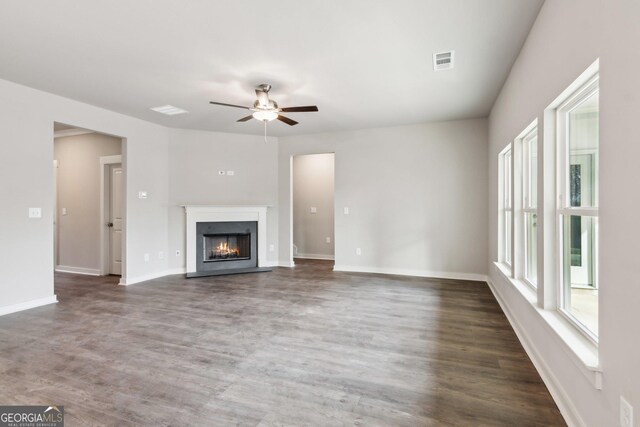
[
  {"left": 167, "top": 128, "right": 279, "bottom": 270},
  {"left": 279, "top": 119, "right": 488, "bottom": 279},
  {"left": 0, "top": 77, "right": 169, "bottom": 312},
  {"left": 54, "top": 133, "right": 121, "bottom": 272},
  {"left": 487, "top": 0, "right": 640, "bottom": 425},
  {"left": 293, "top": 153, "right": 335, "bottom": 259}
]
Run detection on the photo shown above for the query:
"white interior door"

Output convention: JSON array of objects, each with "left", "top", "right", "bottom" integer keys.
[
  {"left": 109, "top": 165, "right": 123, "bottom": 275},
  {"left": 53, "top": 160, "right": 58, "bottom": 266}
]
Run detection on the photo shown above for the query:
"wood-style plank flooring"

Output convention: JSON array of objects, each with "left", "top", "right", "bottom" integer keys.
[{"left": 0, "top": 259, "right": 565, "bottom": 426}]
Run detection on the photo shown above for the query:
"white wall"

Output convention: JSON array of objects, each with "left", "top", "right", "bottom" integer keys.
[
  {"left": 167, "top": 128, "right": 279, "bottom": 270},
  {"left": 0, "top": 77, "right": 170, "bottom": 313},
  {"left": 293, "top": 153, "right": 335, "bottom": 259},
  {"left": 54, "top": 133, "right": 121, "bottom": 273},
  {"left": 279, "top": 119, "right": 488, "bottom": 279},
  {"left": 488, "top": 0, "right": 640, "bottom": 425}
]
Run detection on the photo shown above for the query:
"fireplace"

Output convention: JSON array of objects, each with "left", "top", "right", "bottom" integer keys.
[
  {"left": 183, "top": 205, "right": 271, "bottom": 278},
  {"left": 194, "top": 221, "right": 258, "bottom": 274}
]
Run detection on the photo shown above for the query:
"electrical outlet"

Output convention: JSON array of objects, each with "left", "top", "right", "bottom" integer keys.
[
  {"left": 326, "top": 237, "right": 331, "bottom": 244},
  {"left": 269, "top": 244, "right": 275, "bottom": 252},
  {"left": 28, "top": 207, "right": 42, "bottom": 218},
  {"left": 621, "top": 396, "right": 633, "bottom": 427},
  {"left": 144, "top": 253, "right": 150, "bottom": 262},
  {"left": 175, "top": 250, "right": 181, "bottom": 257},
  {"left": 356, "top": 248, "right": 362, "bottom": 256},
  {"left": 158, "top": 251, "right": 164, "bottom": 260}
]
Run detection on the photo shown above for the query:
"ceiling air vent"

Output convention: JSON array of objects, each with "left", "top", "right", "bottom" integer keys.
[{"left": 433, "top": 50, "right": 455, "bottom": 71}]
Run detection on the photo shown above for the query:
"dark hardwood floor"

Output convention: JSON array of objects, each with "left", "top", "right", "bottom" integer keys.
[{"left": 0, "top": 259, "right": 565, "bottom": 426}]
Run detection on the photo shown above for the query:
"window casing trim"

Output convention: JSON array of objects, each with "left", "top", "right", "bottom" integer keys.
[{"left": 554, "top": 73, "right": 599, "bottom": 344}]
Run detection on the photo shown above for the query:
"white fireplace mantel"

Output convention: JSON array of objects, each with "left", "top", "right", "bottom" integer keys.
[{"left": 182, "top": 205, "right": 269, "bottom": 273}]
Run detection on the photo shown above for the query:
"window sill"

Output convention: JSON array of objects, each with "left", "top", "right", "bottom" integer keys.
[{"left": 492, "top": 262, "right": 602, "bottom": 389}]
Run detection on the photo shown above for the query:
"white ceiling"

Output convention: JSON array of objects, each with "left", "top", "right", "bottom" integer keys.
[{"left": 0, "top": 0, "right": 543, "bottom": 136}]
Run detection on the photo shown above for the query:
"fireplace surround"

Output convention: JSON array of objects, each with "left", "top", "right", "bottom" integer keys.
[{"left": 183, "top": 205, "right": 271, "bottom": 277}]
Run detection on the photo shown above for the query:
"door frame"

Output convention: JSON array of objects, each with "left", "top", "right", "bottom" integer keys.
[
  {"left": 100, "top": 155, "right": 123, "bottom": 275},
  {"left": 289, "top": 152, "right": 336, "bottom": 266}
]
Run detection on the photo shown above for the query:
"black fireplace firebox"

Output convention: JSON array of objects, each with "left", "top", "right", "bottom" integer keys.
[
  {"left": 203, "top": 233, "right": 251, "bottom": 261},
  {"left": 189, "top": 220, "right": 270, "bottom": 277}
]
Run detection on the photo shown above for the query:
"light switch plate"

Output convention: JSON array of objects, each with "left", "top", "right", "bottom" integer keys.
[
  {"left": 227, "top": 170, "right": 235, "bottom": 176},
  {"left": 138, "top": 191, "right": 148, "bottom": 199},
  {"left": 343, "top": 207, "right": 350, "bottom": 215},
  {"left": 326, "top": 237, "right": 331, "bottom": 244},
  {"left": 310, "top": 207, "right": 317, "bottom": 214}
]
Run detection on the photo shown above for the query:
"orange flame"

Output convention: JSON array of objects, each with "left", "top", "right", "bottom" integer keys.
[{"left": 216, "top": 241, "right": 239, "bottom": 256}]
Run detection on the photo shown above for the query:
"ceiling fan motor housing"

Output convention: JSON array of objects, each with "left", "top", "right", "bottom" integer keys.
[{"left": 253, "top": 99, "right": 278, "bottom": 111}]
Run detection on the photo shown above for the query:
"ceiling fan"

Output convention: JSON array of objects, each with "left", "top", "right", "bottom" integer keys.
[{"left": 209, "top": 84, "right": 318, "bottom": 127}]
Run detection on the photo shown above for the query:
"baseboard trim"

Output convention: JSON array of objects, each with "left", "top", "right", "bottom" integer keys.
[
  {"left": 55, "top": 265, "right": 101, "bottom": 276},
  {"left": 269, "top": 260, "right": 295, "bottom": 268},
  {"left": 294, "top": 254, "right": 335, "bottom": 261},
  {"left": 486, "top": 278, "right": 584, "bottom": 427},
  {"left": 332, "top": 265, "right": 487, "bottom": 282},
  {"left": 0, "top": 295, "right": 58, "bottom": 317},
  {"left": 120, "top": 269, "right": 183, "bottom": 286}
]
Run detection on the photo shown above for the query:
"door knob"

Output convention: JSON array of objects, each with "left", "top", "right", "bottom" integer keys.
[{"left": 107, "top": 222, "right": 114, "bottom": 228}]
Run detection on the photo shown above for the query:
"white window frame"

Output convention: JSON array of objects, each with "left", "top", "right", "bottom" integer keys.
[
  {"left": 498, "top": 145, "right": 513, "bottom": 271},
  {"left": 556, "top": 74, "right": 599, "bottom": 343},
  {"left": 520, "top": 124, "right": 538, "bottom": 289}
]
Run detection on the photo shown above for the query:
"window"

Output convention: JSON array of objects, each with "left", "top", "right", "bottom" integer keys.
[
  {"left": 495, "top": 62, "right": 600, "bottom": 361},
  {"left": 521, "top": 126, "right": 538, "bottom": 286},
  {"left": 556, "top": 75, "right": 599, "bottom": 339},
  {"left": 499, "top": 146, "right": 512, "bottom": 269}
]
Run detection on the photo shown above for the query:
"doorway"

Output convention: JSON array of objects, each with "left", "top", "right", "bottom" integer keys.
[
  {"left": 292, "top": 153, "right": 335, "bottom": 263},
  {"left": 53, "top": 123, "right": 124, "bottom": 278}
]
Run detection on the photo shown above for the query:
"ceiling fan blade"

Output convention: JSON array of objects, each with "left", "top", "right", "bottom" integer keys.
[
  {"left": 280, "top": 106, "right": 319, "bottom": 113},
  {"left": 277, "top": 115, "right": 298, "bottom": 126},
  {"left": 255, "top": 89, "right": 269, "bottom": 107},
  {"left": 209, "top": 101, "right": 250, "bottom": 110},
  {"left": 237, "top": 115, "right": 253, "bottom": 122}
]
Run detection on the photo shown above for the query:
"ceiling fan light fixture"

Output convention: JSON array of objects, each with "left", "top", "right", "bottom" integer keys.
[{"left": 252, "top": 110, "right": 278, "bottom": 122}]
